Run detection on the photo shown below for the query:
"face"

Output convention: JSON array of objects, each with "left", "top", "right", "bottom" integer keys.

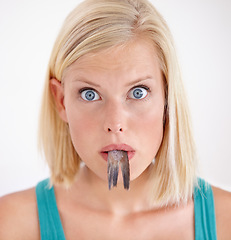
[{"left": 52, "top": 39, "right": 165, "bottom": 185}]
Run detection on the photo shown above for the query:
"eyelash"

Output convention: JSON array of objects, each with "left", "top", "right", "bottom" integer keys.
[
  {"left": 79, "top": 87, "right": 96, "bottom": 94},
  {"left": 131, "top": 85, "right": 150, "bottom": 92}
]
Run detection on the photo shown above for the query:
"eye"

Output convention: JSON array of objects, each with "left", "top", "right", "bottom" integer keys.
[
  {"left": 128, "top": 86, "right": 149, "bottom": 100},
  {"left": 80, "top": 89, "right": 100, "bottom": 101}
]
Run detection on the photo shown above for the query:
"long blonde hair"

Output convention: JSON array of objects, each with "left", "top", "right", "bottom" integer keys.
[{"left": 39, "top": 0, "right": 198, "bottom": 205}]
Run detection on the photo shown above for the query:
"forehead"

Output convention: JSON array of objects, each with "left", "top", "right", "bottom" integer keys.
[{"left": 63, "top": 38, "right": 162, "bottom": 81}]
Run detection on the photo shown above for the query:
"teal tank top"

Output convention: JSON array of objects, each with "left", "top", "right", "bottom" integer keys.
[
  {"left": 194, "top": 178, "right": 217, "bottom": 239},
  {"left": 36, "top": 179, "right": 65, "bottom": 240},
  {"left": 36, "top": 178, "right": 217, "bottom": 240}
]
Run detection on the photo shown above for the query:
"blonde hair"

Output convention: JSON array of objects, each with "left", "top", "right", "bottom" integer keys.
[{"left": 39, "top": 0, "right": 198, "bottom": 205}]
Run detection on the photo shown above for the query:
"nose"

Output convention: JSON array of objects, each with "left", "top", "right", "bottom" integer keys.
[{"left": 103, "top": 101, "right": 126, "bottom": 134}]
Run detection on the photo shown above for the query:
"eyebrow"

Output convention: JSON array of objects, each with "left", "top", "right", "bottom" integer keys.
[
  {"left": 125, "top": 76, "right": 154, "bottom": 87},
  {"left": 71, "top": 78, "right": 101, "bottom": 88}
]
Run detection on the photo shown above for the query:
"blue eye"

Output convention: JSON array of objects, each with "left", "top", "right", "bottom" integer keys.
[
  {"left": 128, "top": 87, "right": 148, "bottom": 99},
  {"left": 80, "top": 89, "right": 100, "bottom": 101}
]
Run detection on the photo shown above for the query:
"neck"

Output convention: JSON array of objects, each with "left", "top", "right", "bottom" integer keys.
[{"left": 72, "top": 164, "right": 157, "bottom": 216}]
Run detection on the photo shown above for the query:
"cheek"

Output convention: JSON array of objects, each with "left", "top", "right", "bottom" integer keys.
[
  {"left": 64, "top": 94, "right": 97, "bottom": 134},
  {"left": 64, "top": 103, "right": 98, "bottom": 153},
  {"left": 142, "top": 111, "right": 163, "bottom": 144},
  {"left": 132, "top": 103, "right": 164, "bottom": 154},
  {"left": 68, "top": 115, "right": 97, "bottom": 142}
]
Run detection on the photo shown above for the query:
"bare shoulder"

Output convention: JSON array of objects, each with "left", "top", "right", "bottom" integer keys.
[
  {"left": 0, "top": 188, "right": 40, "bottom": 240},
  {"left": 212, "top": 185, "right": 231, "bottom": 240}
]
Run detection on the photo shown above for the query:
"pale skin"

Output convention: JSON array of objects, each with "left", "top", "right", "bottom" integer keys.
[{"left": 1, "top": 39, "right": 231, "bottom": 240}]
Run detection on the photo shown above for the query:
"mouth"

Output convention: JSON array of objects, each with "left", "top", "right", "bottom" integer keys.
[{"left": 100, "top": 144, "right": 135, "bottom": 161}]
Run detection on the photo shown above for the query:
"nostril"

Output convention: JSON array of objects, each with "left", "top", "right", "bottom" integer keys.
[{"left": 106, "top": 127, "right": 123, "bottom": 133}]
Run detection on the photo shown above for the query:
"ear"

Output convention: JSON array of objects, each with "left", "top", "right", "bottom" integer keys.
[{"left": 50, "top": 78, "right": 68, "bottom": 122}]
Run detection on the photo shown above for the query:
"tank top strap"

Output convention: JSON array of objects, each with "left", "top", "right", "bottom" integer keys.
[
  {"left": 36, "top": 179, "right": 66, "bottom": 240},
  {"left": 194, "top": 178, "right": 217, "bottom": 240}
]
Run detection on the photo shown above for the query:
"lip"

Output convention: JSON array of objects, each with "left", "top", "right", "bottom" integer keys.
[{"left": 100, "top": 144, "right": 135, "bottom": 161}]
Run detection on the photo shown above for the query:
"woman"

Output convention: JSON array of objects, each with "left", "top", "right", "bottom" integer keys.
[{"left": 0, "top": 0, "right": 231, "bottom": 239}]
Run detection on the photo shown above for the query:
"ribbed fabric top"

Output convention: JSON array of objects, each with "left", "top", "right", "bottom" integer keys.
[
  {"left": 36, "top": 179, "right": 66, "bottom": 240},
  {"left": 36, "top": 178, "right": 217, "bottom": 240},
  {"left": 194, "top": 178, "right": 217, "bottom": 239}
]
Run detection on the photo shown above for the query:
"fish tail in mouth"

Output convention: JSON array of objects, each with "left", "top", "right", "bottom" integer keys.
[
  {"left": 107, "top": 158, "right": 119, "bottom": 189},
  {"left": 107, "top": 150, "right": 130, "bottom": 190},
  {"left": 121, "top": 153, "right": 130, "bottom": 190}
]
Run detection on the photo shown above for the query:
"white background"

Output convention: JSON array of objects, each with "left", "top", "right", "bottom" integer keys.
[{"left": 0, "top": 0, "right": 230, "bottom": 196}]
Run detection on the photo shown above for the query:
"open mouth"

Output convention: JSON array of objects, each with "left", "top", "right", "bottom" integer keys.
[
  {"left": 100, "top": 144, "right": 135, "bottom": 162},
  {"left": 100, "top": 144, "right": 135, "bottom": 190},
  {"left": 101, "top": 151, "right": 135, "bottom": 161}
]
